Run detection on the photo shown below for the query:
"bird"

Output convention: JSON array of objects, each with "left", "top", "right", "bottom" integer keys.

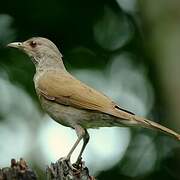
[{"left": 7, "top": 37, "right": 180, "bottom": 166}]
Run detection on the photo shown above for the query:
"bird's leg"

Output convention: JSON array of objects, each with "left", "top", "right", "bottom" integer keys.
[
  {"left": 66, "top": 126, "right": 86, "bottom": 161},
  {"left": 75, "top": 129, "right": 89, "bottom": 165}
]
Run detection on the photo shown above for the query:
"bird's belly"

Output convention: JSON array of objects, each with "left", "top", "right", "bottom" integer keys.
[
  {"left": 40, "top": 97, "right": 85, "bottom": 128},
  {"left": 39, "top": 96, "right": 121, "bottom": 129}
]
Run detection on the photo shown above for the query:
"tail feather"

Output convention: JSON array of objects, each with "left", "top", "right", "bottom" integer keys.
[{"left": 133, "top": 115, "right": 180, "bottom": 141}]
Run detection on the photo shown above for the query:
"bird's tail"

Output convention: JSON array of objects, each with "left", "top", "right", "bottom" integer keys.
[{"left": 132, "top": 115, "right": 180, "bottom": 141}]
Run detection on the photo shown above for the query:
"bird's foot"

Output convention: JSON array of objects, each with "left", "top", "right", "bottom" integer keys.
[
  {"left": 47, "top": 157, "right": 93, "bottom": 179},
  {"left": 59, "top": 157, "right": 78, "bottom": 172},
  {"left": 73, "top": 157, "right": 83, "bottom": 169}
]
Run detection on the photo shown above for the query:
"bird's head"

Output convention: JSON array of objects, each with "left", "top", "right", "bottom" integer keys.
[{"left": 7, "top": 37, "right": 63, "bottom": 69}]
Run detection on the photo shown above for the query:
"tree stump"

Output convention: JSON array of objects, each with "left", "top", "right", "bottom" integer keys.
[
  {"left": 0, "top": 158, "right": 95, "bottom": 180},
  {"left": 0, "top": 158, "right": 37, "bottom": 180},
  {"left": 46, "top": 158, "right": 95, "bottom": 180}
]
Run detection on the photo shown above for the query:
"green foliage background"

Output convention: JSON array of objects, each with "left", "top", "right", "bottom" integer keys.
[{"left": 0, "top": 0, "right": 180, "bottom": 179}]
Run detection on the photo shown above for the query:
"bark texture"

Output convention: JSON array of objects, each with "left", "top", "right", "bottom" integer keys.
[
  {"left": 46, "top": 158, "right": 95, "bottom": 180},
  {"left": 0, "top": 158, "right": 37, "bottom": 180},
  {"left": 0, "top": 158, "right": 95, "bottom": 180}
]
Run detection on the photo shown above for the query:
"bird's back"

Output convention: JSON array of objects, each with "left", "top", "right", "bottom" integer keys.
[{"left": 35, "top": 70, "right": 135, "bottom": 121}]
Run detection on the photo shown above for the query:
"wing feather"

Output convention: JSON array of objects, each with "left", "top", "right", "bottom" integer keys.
[{"left": 36, "top": 71, "right": 134, "bottom": 119}]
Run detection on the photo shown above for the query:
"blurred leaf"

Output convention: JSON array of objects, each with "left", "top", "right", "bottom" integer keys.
[
  {"left": 66, "top": 47, "right": 105, "bottom": 68},
  {"left": 0, "top": 14, "right": 16, "bottom": 45},
  {"left": 120, "top": 134, "right": 157, "bottom": 177},
  {"left": 93, "top": 6, "right": 133, "bottom": 51},
  {"left": 116, "top": 0, "right": 138, "bottom": 13}
]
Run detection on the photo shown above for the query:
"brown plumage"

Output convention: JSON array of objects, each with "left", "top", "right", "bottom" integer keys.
[
  {"left": 36, "top": 70, "right": 180, "bottom": 140},
  {"left": 36, "top": 71, "right": 132, "bottom": 120},
  {"left": 7, "top": 37, "right": 180, "bottom": 165}
]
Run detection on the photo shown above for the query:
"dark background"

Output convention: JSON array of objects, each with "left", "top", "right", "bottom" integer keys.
[{"left": 0, "top": 0, "right": 180, "bottom": 179}]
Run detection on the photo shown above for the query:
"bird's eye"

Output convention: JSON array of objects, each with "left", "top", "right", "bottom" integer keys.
[{"left": 29, "top": 41, "right": 37, "bottom": 48}]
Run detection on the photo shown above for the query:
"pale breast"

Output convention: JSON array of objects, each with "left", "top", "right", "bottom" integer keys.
[{"left": 33, "top": 71, "right": 46, "bottom": 89}]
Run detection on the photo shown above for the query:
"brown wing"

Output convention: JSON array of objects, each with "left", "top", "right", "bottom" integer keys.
[{"left": 36, "top": 71, "right": 134, "bottom": 120}]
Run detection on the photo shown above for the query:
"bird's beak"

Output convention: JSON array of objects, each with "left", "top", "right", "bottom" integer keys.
[{"left": 7, "top": 42, "right": 23, "bottom": 49}]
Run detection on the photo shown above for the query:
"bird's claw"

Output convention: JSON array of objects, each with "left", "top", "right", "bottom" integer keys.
[
  {"left": 73, "top": 157, "right": 83, "bottom": 169},
  {"left": 58, "top": 156, "right": 84, "bottom": 174},
  {"left": 59, "top": 157, "right": 78, "bottom": 172}
]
